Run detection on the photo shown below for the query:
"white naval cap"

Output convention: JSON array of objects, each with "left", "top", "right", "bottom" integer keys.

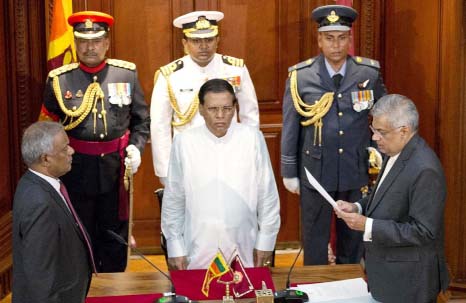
[{"left": 173, "top": 11, "right": 224, "bottom": 38}]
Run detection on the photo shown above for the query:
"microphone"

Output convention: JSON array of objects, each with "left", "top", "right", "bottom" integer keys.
[
  {"left": 106, "top": 230, "right": 191, "bottom": 303},
  {"left": 274, "top": 246, "right": 308, "bottom": 303}
]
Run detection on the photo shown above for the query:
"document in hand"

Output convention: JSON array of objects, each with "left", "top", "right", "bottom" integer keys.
[
  {"left": 291, "top": 278, "right": 379, "bottom": 302},
  {"left": 304, "top": 167, "right": 340, "bottom": 210}
]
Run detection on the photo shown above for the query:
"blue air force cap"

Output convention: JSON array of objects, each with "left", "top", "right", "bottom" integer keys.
[{"left": 311, "top": 5, "right": 358, "bottom": 32}]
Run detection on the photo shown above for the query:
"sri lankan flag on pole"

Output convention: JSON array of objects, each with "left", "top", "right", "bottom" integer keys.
[
  {"left": 201, "top": 252, "right": 230, "bottom": 297},
  {"left": 47, "top": 0, "right": 75, "bottom": 71}
]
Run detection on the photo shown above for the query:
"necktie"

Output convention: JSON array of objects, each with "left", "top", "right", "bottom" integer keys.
[
  {"left": 332, "top": 74, "right": 343, "bottom": 89},
  {"left": 59, "top": 182, "right": 98, "bottom": 273}
]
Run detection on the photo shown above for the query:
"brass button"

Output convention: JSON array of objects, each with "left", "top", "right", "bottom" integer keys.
[
  {"left": 338, "top": 112, "right": 343, "bottom": 117},
  {"left": 339, "top": 130, "right": 344, "bottom": 135},
  {"left": 98, "top": 114, "right": 102, "bottom": 119},
  {"left": 338, "top": 148, "right": 344, "bottom": 154},
  {"left": 338, "top": 93, "right": 342, "bottom": 98},
  {"left": 305, "top": 150, "right": 310, "bottom": 155},
  {"left": 72, "top": 106, "right": 77, "bottom": 111},
  {"left": 100, "top": 133, "right": 105, "bottom": 139}
]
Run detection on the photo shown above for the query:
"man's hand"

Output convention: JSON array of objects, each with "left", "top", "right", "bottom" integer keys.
[
  {"left": 167, "top": 256, "right": 188, "bottom": 270},
  {"left": 125, "top": 144, "right": 141, "bottom": 174},
  {"left": 335, "top": 209, "right": 367, "bottom": 232},
  {"left": 336, "top": 200, "right": 358, "bottom": 213},
  {"left": 283, "top": 177, "right": 300, "bottom": 195},
  {"left": 253, "top": 249, "right": 274, "bottom": 267}
]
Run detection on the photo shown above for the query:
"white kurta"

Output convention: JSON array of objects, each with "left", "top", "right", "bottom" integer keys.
[
  {"left": 161, "top": 124, "right": 280, "bottom": 269},
  {"left": 150, "top": 54, "right": 260, "bottom": 177}
]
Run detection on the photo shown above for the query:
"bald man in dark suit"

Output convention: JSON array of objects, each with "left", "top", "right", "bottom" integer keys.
[{"left": 12, "top": 122, "right": 93, "bottom": 303}]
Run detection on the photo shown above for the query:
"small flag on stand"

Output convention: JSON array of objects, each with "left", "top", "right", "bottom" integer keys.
[
  {"left": 229, "top": 253, "right": 254, "bottom": 297},
  {"left": 201, "top": 252, "right": 230, "bottom": 297}
]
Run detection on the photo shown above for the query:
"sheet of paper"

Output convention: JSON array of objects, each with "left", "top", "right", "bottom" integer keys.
[
  {"left": 291, "top": 278, "right": 379, "bottom": 302},
  {"left": 304, "top": 167, "right": 340, "bottom": 210}
]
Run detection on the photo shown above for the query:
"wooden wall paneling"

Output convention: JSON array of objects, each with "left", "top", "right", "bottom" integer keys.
[
  {"left": 0, "top": 0, "right": 47, "bottom": 298},
  {"left": 0, "top": 213, "right": 13, "bottom": 300},
  {"left": 218, "top": 0, "right": 280, "bottom": 110},
  {"left": 356, "top": 0, "right": 384, "bottom": 61},
  {"left": 1, "top": 1, "right": 15, "bottom": 299},
  {"left": 382, "top": 0, "right": 439, "bottom": 147},
  {"left": 439, "top": 0, "right": 466, "bottom": 287}
]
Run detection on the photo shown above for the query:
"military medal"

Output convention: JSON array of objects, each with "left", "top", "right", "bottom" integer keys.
[
  {"left": 351, "top": 90, "right": 374, "bottom": 112},
  {"left": 64, "top": 90, "right": 73, "bottom": 99},
  {"left": 75, "top": 89, "right": 83, "bottom": 98},
  {"left": 108, "top": 82, "right": 132, "bottom": 107},
  {"left": 224, "top": 75, "right": 241, "bottom": 92}
]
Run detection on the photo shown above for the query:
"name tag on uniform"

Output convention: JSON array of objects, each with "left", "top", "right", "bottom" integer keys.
[
  {"left": 108, "top": 83, "right": 132, "bottom": 107},
  {"left": 351, "top": 90, "right": 374, "bottom": 112},
  {"left": 179, "top": 88, "right": 194, "bottom": 93}
]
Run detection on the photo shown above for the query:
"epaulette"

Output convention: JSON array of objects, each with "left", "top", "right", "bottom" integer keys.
[
  {"left": 352, "top": 56, "right": 380, "bottom": 69},
  {"left": 160, "top": 59, "right": 184, "bottom": 77},
  {"left": 106, "top": 58, "right": 136, "bottom": 70},
  {"left": 288, "top": 57, "right": 317, "bottom": 73},
  {"left": 48, "top": 63, "right": 79, "bottom": 78},
  {"left": 222, "top": 55, "right": 244, "bottom": 67}
]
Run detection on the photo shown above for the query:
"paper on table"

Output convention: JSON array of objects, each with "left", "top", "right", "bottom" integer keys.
[
  {"left": 291, "top": 278, "right": 379, "bottom": 303},
  {"left": 304, "top": 167, "right": 340, "bottom": 210}
]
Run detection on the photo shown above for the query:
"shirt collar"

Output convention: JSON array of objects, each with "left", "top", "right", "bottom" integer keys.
[
  {"left": 29, "top": 168, "right": 61, "bottom": 192},
  {"left": 324, "top": 57, "right": 347, "bottom": 78},
  {"left": 202, "top": 122, "right": 237, "bottom": 143}
]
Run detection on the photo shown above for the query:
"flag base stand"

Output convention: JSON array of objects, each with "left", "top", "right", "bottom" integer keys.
[{"left": 218, "top": 280, "right": 235, "bottom": 303}]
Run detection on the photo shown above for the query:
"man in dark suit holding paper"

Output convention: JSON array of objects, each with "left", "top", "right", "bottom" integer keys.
[
  {"left": 336, "top": 94, "right": 449, "bottom": 303},
  {"left": 12, "top": 121, "right": 93, "bottom": 303}
]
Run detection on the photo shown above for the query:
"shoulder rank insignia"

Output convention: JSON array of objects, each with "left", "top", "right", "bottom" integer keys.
[
  {"left": 48, "top": 63, "right": 79, "bottom": 78},
  {"left": 288, "top": 57, "right": 317, "bottom": 73},
  {"left": 222, "top": 55, "right": 244, "bottom": 67},
  {"left": 352, "top": 56, "right": 380, "bottom": 69},
  {"left": 160, "top": 59, "right": 184, "bottom": 77},
  {"left": 106, "top": 58, "right": 136, "bottom": 70}
]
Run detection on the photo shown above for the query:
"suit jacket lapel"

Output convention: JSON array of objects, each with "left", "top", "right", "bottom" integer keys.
[
  {"left": 25, "top": 171, "right": 83, "bottom": 238},
  {"left": 366, "top": 135, "right": 420, "bottom": 215},
  {"left": 364, "top": 156, "right": 388, "bottom": 212}
]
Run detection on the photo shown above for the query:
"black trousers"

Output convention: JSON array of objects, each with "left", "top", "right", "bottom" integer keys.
[
  {"left": 67, "top": 181, "right": 128, "bottom": 272},
  {"left": 300, "top": 186, "right": 363, "bottom": 265}
]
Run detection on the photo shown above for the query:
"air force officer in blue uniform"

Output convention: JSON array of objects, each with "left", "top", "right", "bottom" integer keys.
[{"left": 281, "top": 5, "right": 387, "bottom": 265}]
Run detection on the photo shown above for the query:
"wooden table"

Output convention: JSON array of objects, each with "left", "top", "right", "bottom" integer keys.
[{"left": 88, "top": 264, "right": 364, "bottom": 297}]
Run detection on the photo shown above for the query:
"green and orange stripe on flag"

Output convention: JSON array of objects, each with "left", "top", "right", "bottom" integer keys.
[{"left": 201, "top": 252, "right": 230, "bottom": 297}]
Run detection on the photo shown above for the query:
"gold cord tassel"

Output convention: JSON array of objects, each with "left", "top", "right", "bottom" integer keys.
[
  {"left": 163, "top": 74, "right": 199, "bottom": 127},
  {"left": 53, "top": 76, "right": 105, "bottom": 132},
  {"left": 290, "top": 70, "right": 334, "bottom": 146}
]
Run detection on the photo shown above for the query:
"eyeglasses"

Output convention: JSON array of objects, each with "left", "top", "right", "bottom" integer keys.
[
  {"left": 206, "top": 105, "right": 235, "bottom": 114},
  {"left": 369, "top": 125, "right": 403, "bottom": 138}
]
